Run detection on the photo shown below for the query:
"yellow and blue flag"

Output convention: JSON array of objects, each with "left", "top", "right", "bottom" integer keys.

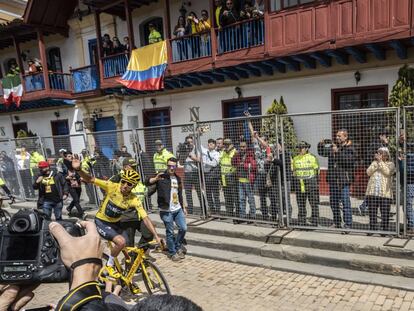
[{"left": 118, "top": 41, "right": 168, "bottom": 90}]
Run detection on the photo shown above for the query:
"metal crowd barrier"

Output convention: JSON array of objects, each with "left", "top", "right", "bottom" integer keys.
[{"left": 4, "top": 107, "right": 414, "bottom": 237}]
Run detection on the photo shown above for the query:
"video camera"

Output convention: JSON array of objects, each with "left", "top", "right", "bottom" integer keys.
[{"left": 0, "top": 209, "right": 83, "bottom": 284}]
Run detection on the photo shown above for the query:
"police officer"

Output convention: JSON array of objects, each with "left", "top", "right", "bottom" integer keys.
[
  {"left": 291, "top": 141, "right": 320, "bottom": 226},
  {"left": 219, "top": 138, "right": 238, "bottom": 217},
  {"left": 153, "top": 140, "right": 174, "bottom": 174}
]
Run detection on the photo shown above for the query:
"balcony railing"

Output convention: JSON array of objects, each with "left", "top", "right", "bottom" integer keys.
[
  {"left": 217, "top": 17, "right": 264, "bottom": 54},
  {"left": 102, "top": 52, "right": 129, "bottom": 78},
  {"left": 171, "top": 31, "right": 212, "bottom": 63},
  {"left": 71, "top": 65, "right": 100, "bottom": 93},
  {"left": 23, "top": 73, "right": 45, "bottom": 92},
  {"left": 49, "top": 72, "right": 72, "bottom": 91}
]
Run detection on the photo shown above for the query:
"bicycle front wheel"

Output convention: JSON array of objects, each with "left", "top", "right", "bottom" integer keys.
[{"left": 141, "top": 260, "right": 171, "bottom": 295}]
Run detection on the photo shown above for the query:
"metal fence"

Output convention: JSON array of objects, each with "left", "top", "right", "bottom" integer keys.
[
  {"left": 135, "top": 123, "right": 206, "bottom": 219},
  {"left": 280, "top": 108, "right": 400, "bottom": 235},
  {"left": 5, "top": 107, "right": 414, "bottom": 237},
  {"left": 403, "top": 106, "right": 414, "bottom": 236}
]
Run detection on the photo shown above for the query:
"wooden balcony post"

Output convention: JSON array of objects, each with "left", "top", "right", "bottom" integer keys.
[
  {"left": 124, "top": 0, "right": 135, "bottom": 53},
  {"left": 94, "top": 10, "right": 105, "bottom": 83},
  {"left": 37, "top": 29, "right": 50, "bottom": 91},
  {"left": 12, "top": 36, "right": 26, "bottom": 92},
  {"left": 264, "top": 0, "right": 270, "bottom": 56},
  {"left": 209, "top": 0, "right": 217, "bottom": 61},
  {"left": 163, "top": 0, "right": 172, "bottom": 69}
]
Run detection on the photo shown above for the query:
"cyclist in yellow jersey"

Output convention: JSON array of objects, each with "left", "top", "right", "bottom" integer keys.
[{"left": 71, "top": 155, "right": 162, "bottom": 278}]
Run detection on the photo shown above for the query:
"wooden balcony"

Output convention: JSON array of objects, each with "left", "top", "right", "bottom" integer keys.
[{"left": 8, "top": 0, "right": 414, "bottom": 103}]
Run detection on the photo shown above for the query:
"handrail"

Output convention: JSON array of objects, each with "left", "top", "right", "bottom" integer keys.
[
  {"left": 70, "top": 64, "right": 97, "bottom": 72},
  {"left": 170, "top": 30, "right": 211, "bottom": 41},
  {"left": 216, "top": 16, "right": 264, "bottom": 31}
]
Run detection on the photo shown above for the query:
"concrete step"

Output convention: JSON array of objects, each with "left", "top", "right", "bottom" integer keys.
[
  {"left": 148, "top": 214, "right": 414, "bottom": 260},
  {"left": 186, "top": 244, "right": 414, "bottom": 291},
  {"left": 181, "top": 231, "right": 414, "bottom": 279}
]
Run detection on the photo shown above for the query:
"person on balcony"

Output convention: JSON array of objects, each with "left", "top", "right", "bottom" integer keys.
[
  {"left": 148, "top": 23, "right": 163, "bottom": 44},
  {"left": 240, "top": 2, "right": 254, "bottom": 20},
  {"left": 174, "top": 16, "right": 188, "bottom": 61},
  {"left": 102, "top": 34, "right": 113, "bottom": 55},
  {"left": 252, "top": 0, "right": 265, "bottom": 17},
  {"left": 215, "top": 0, "right": 224, "bottom": 28},
  {"left": 186, "top": 12, "right": 202, "bottom": 58},
  {"left": 220, "top": 0, "right": 240, "bottom": 51},
  {"left": 174, "top": 16, "right": 187, "bottom": 37},
  {"left": 220, "top": 0, "right": 239, "bottom": 26},
  {"left": 28, "top": 59, "right": 38, "bottom": 73},
  {"left": 123, "top": 36, "right": 131, "bottom": 52},
  {"left": 199, "top": 10, "right": 211, "bottom": 57},
  {"left": 112, "top": 37, "right": 125, "bottom": 54}
]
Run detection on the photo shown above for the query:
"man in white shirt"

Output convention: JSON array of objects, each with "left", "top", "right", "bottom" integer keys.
[
  {"left": 200, "top": 139, "right": 221, "bottom": 214},
  {"left": 147, "top": 157, "right": 188, "bottom": 262}
]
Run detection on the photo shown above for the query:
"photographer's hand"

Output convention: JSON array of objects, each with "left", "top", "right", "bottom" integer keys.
[
  {"left": 49, "top": 221, "right": 102, "bottom": 290},
  {"left": 0, "top": 284, "right": 38, "bottom": 311}
]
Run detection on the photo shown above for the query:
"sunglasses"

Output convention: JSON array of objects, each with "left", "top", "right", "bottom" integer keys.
[
  {"left": 168, "top": 165, "right": 177, "bottom": 169},
  {"left": 121, "top": 180, "right": 134, "bottom": 187}
]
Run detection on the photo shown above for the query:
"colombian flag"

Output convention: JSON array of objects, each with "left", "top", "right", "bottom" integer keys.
[{"left": 118, "top": 41, "right": 168, "bottom": 91}]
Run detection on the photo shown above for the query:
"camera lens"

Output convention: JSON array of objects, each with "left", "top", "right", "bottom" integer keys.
[{"left": 11, "top": 218, "right": 30, "bottom": 233}]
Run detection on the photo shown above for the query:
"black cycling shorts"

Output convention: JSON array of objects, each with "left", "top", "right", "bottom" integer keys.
[{"left": 95, "top": 218, "right": 125, "bottom": 241}]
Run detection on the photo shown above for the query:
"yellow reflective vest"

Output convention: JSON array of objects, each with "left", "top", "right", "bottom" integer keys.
[
  {"left": 219, "top": 148, "right": 236, "bottom": 187},
  {"left": 30, "top": 151, "right": 45, "bottom": 176},
  {"left": 153, "top": 148, "right": 174, "bottom": 173},
  {"left": 132, "top": 182, "right": 147, "bottom": 205},
  {"left": 0, "top": 178, "right": 5, "bottom": 186},
  {"left": 81, "top": 156, "right": 96, "bottom": 174},
  {"left": 292, "top": 153, "right": 319, "bottom": 193}
]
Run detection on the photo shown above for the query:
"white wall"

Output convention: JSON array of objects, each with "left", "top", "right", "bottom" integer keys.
[{"left": 122, "top": 65, "right": 402, "bottom": 164}]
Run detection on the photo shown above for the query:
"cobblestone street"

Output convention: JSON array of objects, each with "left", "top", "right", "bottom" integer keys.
[{"left": 27, "top": 253, "right": 414, "bottom": 311}]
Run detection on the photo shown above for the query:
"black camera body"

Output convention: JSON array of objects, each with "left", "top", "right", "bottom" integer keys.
[{"left": 0, "top": 209, "right": 83, "bottom": 284}]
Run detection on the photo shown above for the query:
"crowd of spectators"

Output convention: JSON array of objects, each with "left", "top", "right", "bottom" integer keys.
[{"left": 102, "top": 34, "right": 131, "bottom": 56}]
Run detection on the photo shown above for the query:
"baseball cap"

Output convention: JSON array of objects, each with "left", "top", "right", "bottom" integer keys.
[
  {"left": 154, "top": 139, "right": 163, "bottom": 145},
  {"left": 223, "top": 138, "right": 232, "bottom": 145},
  {"left": 122, "top": 157, "right": 137, "bottom": 167},
  {"left": 38, "top": 161, "right": 49, "bottom": 168}
]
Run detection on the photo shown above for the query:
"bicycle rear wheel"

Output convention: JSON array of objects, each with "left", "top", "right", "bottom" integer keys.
[{"left": 141, "top": 260, "right": 171, "bottom": 295}]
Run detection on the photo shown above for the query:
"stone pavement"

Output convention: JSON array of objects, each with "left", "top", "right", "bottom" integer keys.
[{"left": 26, "top": 253, "right": 414, "bottom": 311}]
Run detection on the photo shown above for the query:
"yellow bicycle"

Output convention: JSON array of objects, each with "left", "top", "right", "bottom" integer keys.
[{"left": 99, "top": 241, "right": 171, "bottom": 297}]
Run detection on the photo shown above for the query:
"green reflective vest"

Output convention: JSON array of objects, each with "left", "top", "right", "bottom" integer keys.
[
  {"left": 30, "top": 151, "right": 45, "bottom": 175},
  {"left": 0, "top": 178, "right": 5, "bottom": 186},
  {"left": 132, "top": 182, "right": 147, "bottom": 205},
  {"left": 153, "top": 148, "right": 174, "bottom": 173},
  {"left": 81, "top": 156, "right": 96, "bottom": 173},
  {"left": 148, "top": 30, "right": 162, "bottom": 44},
  {"left": 292, "top": 153, "right": 319, "bottom": 192},
  {"left": 219, "top": 148, "right": 236, "bottom": 187}
]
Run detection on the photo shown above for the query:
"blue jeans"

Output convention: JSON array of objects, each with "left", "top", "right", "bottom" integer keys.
[
  {"left": 239, "top": 182, "right": 256, "bottom": 218},
  {"left": 42, "top": 200, "right": 63, "bottom": 220},
  {"left": 406, "top": 184, "right": 414, "bottom": 229},
  {"left": 329, "top": 184, "right": 352, "bottom": 227},
  {"left": 160, "top": 209, "right": 187, "bottom": 256}
]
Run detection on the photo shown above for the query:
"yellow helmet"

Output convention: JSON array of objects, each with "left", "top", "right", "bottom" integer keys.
[{"left": 120, "top": 169, "right": 140, "bottom": 186}]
